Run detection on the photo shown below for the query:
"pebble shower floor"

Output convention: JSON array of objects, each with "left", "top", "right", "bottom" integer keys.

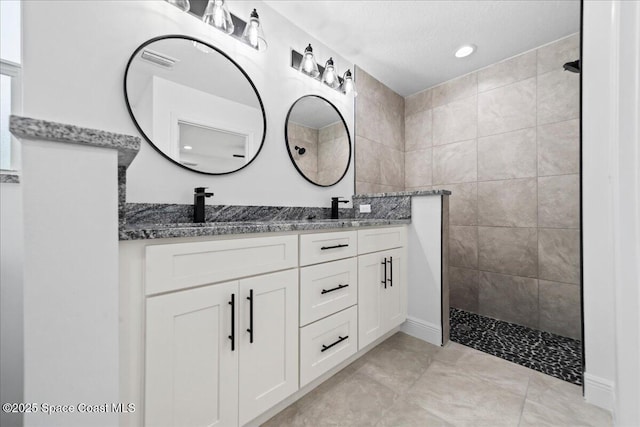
[{"left": 449, "top": 308, "right": 583, "bottom": 385}]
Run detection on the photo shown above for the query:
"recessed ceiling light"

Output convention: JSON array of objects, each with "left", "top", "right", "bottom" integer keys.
[
  {"left": 183, "top": 145, "right": 193, "bottom": 150},
  {"left": 455, "top": 44, "right": 476, "bottom": 58}
]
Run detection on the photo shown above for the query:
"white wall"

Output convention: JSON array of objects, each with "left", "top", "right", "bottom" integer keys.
[
  {"left": 0, "top": 181, "right": 23, "bottom": 427},
  {"left": 583, "top": 1, "right": 640, "bottom": 424},
  {"left": 21, "top": 0, "right": 355, "bottom": 208}
]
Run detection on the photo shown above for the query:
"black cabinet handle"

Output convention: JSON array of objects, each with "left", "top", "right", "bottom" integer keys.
[
  {"left": 246, "top": 289, "right": 254, "bottom": 344},
  {"left": 228, "top": 294, "right": 235, "bottom": 351},
  {"left": 381, "top": 257, "right": 387, "bottom": 289},
  {"left": 321, "top": 284, "right": 349, "bottom": 294},
  {"left": 388, "top": 256, "right": 393, "bottom": 287},
  {"left": 320, "top": 243, "right": 349, "bottom": 250},
  {"left": 321, "top": 335, "right": 349, "bottom": 352}
]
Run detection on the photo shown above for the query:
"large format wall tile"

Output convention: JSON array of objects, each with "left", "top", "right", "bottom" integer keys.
[
  {"left": 539, "top": 280, "right": 581, "bottom": 339},
  {"left": 478, "top": 271, "right": 539, "bottom": 328},
  {"left": 477, "top": 128, "right": 537, "bottom": 180},
  {"left": 537, "top": 33, "right": 580, "bottom": 75},
  {"left": 405, "top": 149, "right": 432, "bottom": 188},
  {"left": 355, "top": 136, "right": 381, "bottom": 184},
  {"left": 356, "top": 66, "right": 404, "bottom": 114},
  {"left": 478, "top": 51, "right": 536, "bottom": 93},
  {"left": 355, "top": 181, "right": 403, "bottom": 195},
  {"left": 537, "top": 69, "right": 580, "bottom": 125},
  {"left": 449, "top": 266, "right": 479, "bottom": 313},
  {"left": 450, "top": 226, "right": 478, "bottom": 269},
  {"left": 405, "top": 88, "right": 432, "bottom": 117},
  {"left": 432, "top": 139, "right": 477, "bottom": 184},
  {"left": 478, "top": 178, "right": 537, "bottom": 227},
  {"left": 537, "top": 119, "right": 580, "bottom": 176},
  {"left": 381, "top": 146, "right": 405, "bottom": 187},
  {"left": 432, "top": 96, "right": 478, "bottom": 145},
  {"left": 478, "top": 77, "right": 536, "bottom": 136},
  {"left": 538, "top": 228, "right": 580, "bottom": 284},
  {"left": 445, "top": 182, "right": 478, "bottom": 226},
  {"left": 478, "top": 227, "right": 538, "bottom": 277},
  {"left": 538, "top": 175, "right": 580, "bottom": 228},
  {"left": 405, "top": 109, "right": 432, "bottom": 151},
  {"left": 432, "top": 73, "right": 477, "bottom": 107}
]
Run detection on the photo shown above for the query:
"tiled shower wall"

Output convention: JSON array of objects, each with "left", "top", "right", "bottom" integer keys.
[
  {"left": 403, "top": 34, "right": 581, "bottom": 339},
  {"left": 354, "top": 67, "right": 405, "bottom": 194}
]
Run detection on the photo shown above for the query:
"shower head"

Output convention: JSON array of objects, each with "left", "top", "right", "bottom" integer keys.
[
  {"left": 563, "top": 60, "right": 581, "bottom": 73},
  {"left": 295, "top": 146, "right": 306, "bottom": 155}
]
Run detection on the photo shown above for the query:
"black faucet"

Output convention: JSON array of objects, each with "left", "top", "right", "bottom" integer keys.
[
  {"left": 331, "top": 197, "right": 349, "bottom": 219},
  {"left": 194, "top": 187, "right": 214, "bottom": 223}
]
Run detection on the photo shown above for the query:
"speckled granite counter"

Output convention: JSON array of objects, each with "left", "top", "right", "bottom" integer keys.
[
  {"left": 10, "top": 115, "right": 140, "bottom": 167},
  {"left": 0, "top": 173, "right": 20, "bottom": 183},
  {"left": 352, "top": 190, "right": 451, "bottom": 219},
  {"left": 120, "top": 218, "right": 410, "bottom": 240}
]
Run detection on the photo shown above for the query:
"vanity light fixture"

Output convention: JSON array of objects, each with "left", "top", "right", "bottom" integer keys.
[
  {"left": 291, "top": 45, "right": 356, "bottom": 96},
  {"left": 240, "top": 9, "right": 267, "bottom": 51},
  {"left": 341, "top": 69, "right": 357, "bottom": 96},
  {"left": 202, "top": 0, "right": 234, "bottom": 34},
  {"left": 165, "top": 0, "right": 190, "bottom": 12},
  {"left": 455, "top": 44, "right": 476, "bottom": 58},
  {"left": 321, "top": 57, "right": 340, "bottom": 89},
  {"left": 298, "top": 44, "right": 320, "bottom": 77}
]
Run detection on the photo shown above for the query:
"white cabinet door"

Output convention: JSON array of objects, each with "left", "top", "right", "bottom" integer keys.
[
  {"left": 358, "top": 248, "right": 407, "bottom": 350},
  {"left": 382, "top": 248, "right": 407, "bottom": 331},
  {"left": 358, "top": 252, "right": 385, "bottom": 349},
  {"left": 145, "top": 281, "right": 238, "bottom": 427},
  {"left": 238, "top": 269, "right": 298, "bottom": 425}
]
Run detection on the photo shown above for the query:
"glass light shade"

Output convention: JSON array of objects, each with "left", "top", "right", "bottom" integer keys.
[
  {"left": 203, "top": 0, "right": 234, "bottom": 35},
  {"left": 299, "top": 44, "right": 320, "bottom": 78},
  {"left": 342, "top": 69, "right": 357, "bottom": 96},
  {"left": 322, "top": 57, "right": 340, "bottom": 88},
  {"left": 165, "top": 0, "right": 190, "bottom": 12},
  {"left": 241, "top": 9, "right": 267, "bottom": 51}
]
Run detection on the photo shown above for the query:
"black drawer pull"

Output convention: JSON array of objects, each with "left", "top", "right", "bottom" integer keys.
[
  {"left": 246, "top": 289, "right": 254, "bottom": 344},
  {"left": 321, "top": 335, "right": 349, "bottom": 352},
  {"left": 388, "top": 256, "right": 393, "bottom": 287},
  {"left": 321, "top": 284, "right": 349, "bottom": 294},
  {"left": 381, "top": 257, "right": 387, "bottom": 289},
  {"left": 228, "top": 294, "right": 235, "bottom": 351},
  {"left": 320, "top": 243, "right": 349, "bottom": 250}
]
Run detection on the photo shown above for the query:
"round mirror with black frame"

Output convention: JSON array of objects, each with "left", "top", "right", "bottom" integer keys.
[
  {"left": 285, "top": 95, "right": 351, "bottom": 187},
  {"left": 124, "top": 35, "right": 266, "bottom": 175}
]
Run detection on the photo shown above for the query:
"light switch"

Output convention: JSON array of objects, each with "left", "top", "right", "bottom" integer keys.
[{"left": 359, "top": 204, "right": 371, "bottom": 213}]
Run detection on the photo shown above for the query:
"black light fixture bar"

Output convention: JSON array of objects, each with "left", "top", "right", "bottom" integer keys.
[{"left": 290, "top": 49, "right": 345, "bottom": 91}]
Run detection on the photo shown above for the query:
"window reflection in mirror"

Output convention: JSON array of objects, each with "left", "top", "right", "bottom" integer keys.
[
  {"left": 285, "top": 95, "right": 351, "bottom": 187},
  {"left": 124, "top": 36, "right": 266, "bottom": 175}
]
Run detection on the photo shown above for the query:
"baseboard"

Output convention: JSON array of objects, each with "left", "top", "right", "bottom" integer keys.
[
  {"left": 401, "top": 316, "right": 442, "bottom": 346},
  {"left": 584, "top": 372, "right": 615, "bottom": 411}
]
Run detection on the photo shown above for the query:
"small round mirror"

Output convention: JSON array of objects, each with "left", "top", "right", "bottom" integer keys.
[
  {"left": 124, "top": 35, "right": 266, "bottom": 175},
  {"left": 285, "top": 95, "right": 351, "bottom": 187}
]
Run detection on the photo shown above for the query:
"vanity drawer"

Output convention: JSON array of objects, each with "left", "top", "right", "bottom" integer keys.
[
  {"left": 357, "top": 226, "right": 406, "bottom": 255},
  {"left": 299, "top": 306, "right": 358, "bottom": 387},
  {"left": 145, "top": 235, "right": 298, "bottom": 295},
  {"left": 299, "top": 230, "right": 357, "bottom": 266},
  {"left": 300, "top": 258, "right": 358, "bottom": 326}
]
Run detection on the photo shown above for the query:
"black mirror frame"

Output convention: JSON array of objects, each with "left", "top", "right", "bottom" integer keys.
[
  {"left": 123, "top": 34, "right": 267, "bottom": 175},
  {"left": 284, "top": 95, "right": 352, "bottom": 187}
]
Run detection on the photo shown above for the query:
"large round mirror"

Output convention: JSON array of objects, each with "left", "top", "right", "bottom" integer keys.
[
  {"left": 124, "top": 35, "right": 266, "bottom": 175},
  {"left": 285, "top": 95, "right": 351, "bottom": 187}
]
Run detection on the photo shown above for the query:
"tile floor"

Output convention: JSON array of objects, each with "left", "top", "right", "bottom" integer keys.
[
  {"left": 450, "top": 308, "right": 583, "bottom": 385},
  {"left": 262, "top": 333, "right": 611, "bottom": 427}
]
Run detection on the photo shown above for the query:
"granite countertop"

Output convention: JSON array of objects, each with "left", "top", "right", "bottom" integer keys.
[
  {"left": 353, "top": 189, "right": 451, "bottom": 198},
  {"left": 10, "top": 115, "right": 141, "bottom": 167},
  {"left": 120, "top": 218, "right": 410, "bottom": 240}
]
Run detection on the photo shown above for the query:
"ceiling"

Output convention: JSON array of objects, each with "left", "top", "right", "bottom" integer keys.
[{"left": 265, "top": 0, "right": 581, "bottom": 97}]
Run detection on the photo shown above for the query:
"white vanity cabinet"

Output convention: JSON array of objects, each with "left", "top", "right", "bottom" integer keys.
[
  {"left": 357, "top": 229, "right": 407, "bottom": 349},
  {"left": 142, "top": 236, "right": 299, "bottom": 427}
]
